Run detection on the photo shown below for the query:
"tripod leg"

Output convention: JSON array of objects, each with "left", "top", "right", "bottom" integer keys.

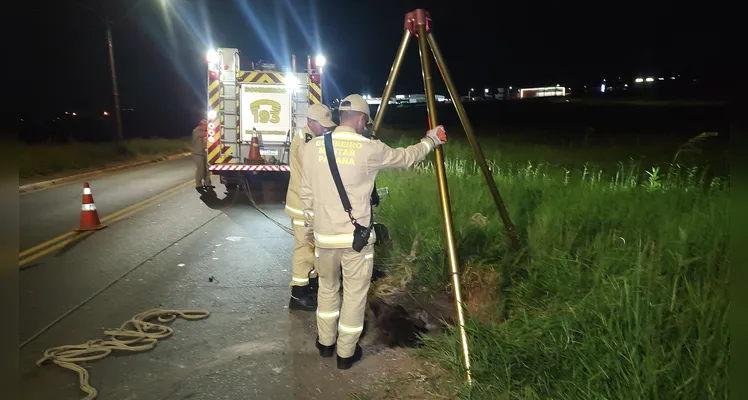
[
  {"left": 427, "top": 33, "right": 522, "bottom": 253},
  {"left": 415, "top": 20, "right": 473, "bottom": 386},
  {"left": 372, "top": 29, "right": 412, "bottom": 136}
]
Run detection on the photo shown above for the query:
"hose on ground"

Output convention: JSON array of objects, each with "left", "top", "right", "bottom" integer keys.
[
  {"left": 36, "top": 308, "right": 210, "bottom": 400},
  {"left": 238, "top": 177, "right": 294, "bottom": 236}
]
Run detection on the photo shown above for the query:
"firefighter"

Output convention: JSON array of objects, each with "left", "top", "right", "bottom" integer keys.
[
  {"left": 300, "top": 94, "right": 447, "bottom": 369},
  {"left": 192, "top": 119, "right": 213, "bottom": 191},
  {"left": 285, "top": 103, "right": 337, "bottom": 311}
]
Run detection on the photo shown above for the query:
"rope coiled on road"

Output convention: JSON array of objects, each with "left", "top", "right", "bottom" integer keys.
[{"left": 36, "top": 308, "right": 210, "bottom": 400}]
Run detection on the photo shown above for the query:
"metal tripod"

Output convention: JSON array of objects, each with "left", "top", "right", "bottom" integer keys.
[{"left": 370, "top": 9, "right": 523, "bottom": 385}]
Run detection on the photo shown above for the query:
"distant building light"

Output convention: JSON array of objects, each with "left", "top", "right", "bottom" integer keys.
[
  {"left": 658, "top": 77, "right": 665, "bottom": 81},
  {"left": 635, "top": 78, "right": 644, "bottom": 83},
  {"left": 72, "top": 112, "right": 77, "bottom": 116},
  {"left": 484, "top": 88, "right": 489, "bottom": 93},
  {"left": 103, "top": 111, "right": 109, "bottom": 116},
  {"left": 624, "top": 84, "right": 628, "bottom": 87},
  {"left": 508, "top": 86, "right": 512, "bottom": 90},
  {"left": 645, "top": 77, "right": 654, "bottom": 82},
  {"left": 519, "top": 86, "right": 566, "bottom": 99},
  {"left": 600, "top": 83, "right": 606, "bottom": 93},
  {"left": 670, "top": 76, "right": 676, "bottom": 80},
  {"left": 395, "top": 94, "right": 405, "bottom": 99},
  {"left": 65, "top": 112, "right": 70, "bottom": 115}
]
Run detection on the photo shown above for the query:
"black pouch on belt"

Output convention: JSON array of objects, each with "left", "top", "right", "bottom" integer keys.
[
  {"left": 352, "top": 221, "right": 373, "bottom": 252},
  {"left": 324, "top": 133, "right": 372, "bottom": 252}
]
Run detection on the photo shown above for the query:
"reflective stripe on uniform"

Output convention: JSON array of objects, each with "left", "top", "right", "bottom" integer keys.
[
  {"left": 364, "top": 253, "right": 374, "bottom": 260},
  {"left": 303, "top": 211, "right": 314, "bottom": 218},
  {"left": 285, "top": 204, "right": 304, "bottom": 217},
  {"left": 421, "top": 140, "right": 433, "bottom": 152},
  {"left": 331, "top": 133, "right": 369, "bottom": 142},
  {"left": 314, "top": 232, "right": 354, "bottom": 245},
  {"left": 292, "top": 219, "right": 305, "bottom": 227},
  {"left": 338, "top": 323, "right": 364, "bottom": 334},
  {"left": 317, "top": 310, "right": 340, "bottom": 319},
  {"left": 82, "top": 203, "right": 96, "bottom": 211},
  {"left": 292, "top": 276, "right": 309, "bottom": 283}
]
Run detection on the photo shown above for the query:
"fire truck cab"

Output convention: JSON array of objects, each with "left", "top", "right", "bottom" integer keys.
[{"left": 204, "top": 48, "right": 323, "bottom": 192}]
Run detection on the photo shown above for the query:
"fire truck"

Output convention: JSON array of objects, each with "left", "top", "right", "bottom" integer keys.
[{"left": 203, "top": 48, "right": 324, "bottom": 192}]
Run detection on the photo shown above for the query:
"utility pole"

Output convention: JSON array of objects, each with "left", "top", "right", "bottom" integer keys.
[{"left": 106, "top": 21, "right": 124, "bottom": 141}]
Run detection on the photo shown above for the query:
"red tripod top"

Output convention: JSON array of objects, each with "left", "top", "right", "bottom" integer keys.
[{"left": 404, "top": 9, "right": 431, "bottom": 36}]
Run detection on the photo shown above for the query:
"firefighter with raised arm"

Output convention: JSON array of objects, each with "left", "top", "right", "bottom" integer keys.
[
  {"left": 285, "top": 104, "right": 337, "bottom": 311},
  {"left": 192, "top": 119, "right": 213, "bottom": 191},
  {"left": 299, "top": 94, "right": 447, "bottom": 369}
]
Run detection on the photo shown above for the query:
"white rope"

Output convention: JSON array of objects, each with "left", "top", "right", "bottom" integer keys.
[{"left": 36, "top": 309, "right": 210, "bottom": 400}]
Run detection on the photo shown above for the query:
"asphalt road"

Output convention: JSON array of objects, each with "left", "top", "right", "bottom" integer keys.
[
  {"left": 19, "top": 157, "right": 195, "bottom": 252},
  {"left": 18, "top": 161, "right": 412, "bottom": 399}
]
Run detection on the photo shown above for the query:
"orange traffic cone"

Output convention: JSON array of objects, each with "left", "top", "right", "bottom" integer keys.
[
  {"left": 246, "top": 128, "right": 265, "bottom": 165},
  {"left": 76, "top": 182, "right": 107, "bottom": 232}
]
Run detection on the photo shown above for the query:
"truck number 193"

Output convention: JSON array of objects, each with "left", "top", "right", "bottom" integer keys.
[{"left": 250, "top": 99, "right": 281, "bottom": 124}]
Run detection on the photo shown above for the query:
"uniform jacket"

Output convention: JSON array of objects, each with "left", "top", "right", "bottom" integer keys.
[
  {"left": 192, "top": 126, "right": 207, "bottom": 156},
  {"left": 300, "top": 126, "right": 436, "bottom": 249},
  {"left": 285, "top": 126, "right": 314, "bottom": 219}
]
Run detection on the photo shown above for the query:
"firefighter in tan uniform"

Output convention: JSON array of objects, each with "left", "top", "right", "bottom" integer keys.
[
  {"left": 192, "top": 119, "right": 213, "bottom": 191},
  {"left": 300, "top": 94, "right": 447, "bottom": 369},
  {"left": 285, "top": 104, "right": 337, "bottom": 310}
]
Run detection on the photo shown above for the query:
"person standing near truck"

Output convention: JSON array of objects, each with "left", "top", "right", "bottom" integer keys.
[
  {"left": 285, "top": 104, "right": 337, "bottom": 311},
  {"left": 192, "top": 119, "right": 213, "bottom": 191}
]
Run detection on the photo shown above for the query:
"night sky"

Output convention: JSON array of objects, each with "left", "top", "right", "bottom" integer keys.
[{"left": 23, "top": 0, "right": 723, "bottom": 123}]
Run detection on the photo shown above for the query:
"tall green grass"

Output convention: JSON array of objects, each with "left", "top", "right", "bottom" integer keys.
[
  {"left": 19, "top": 138, "right": 191, "bottom": 179},
  {"left": 375, "top": 136, "right": 729, "bottom": 399}
]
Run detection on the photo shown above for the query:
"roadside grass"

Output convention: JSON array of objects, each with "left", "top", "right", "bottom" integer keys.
[
  {"left": 373, "top": 131, "right": 729, "bottom": 399},
  {"left": 19, "top": 138, "right": 191, "bottom": 179},
  {"left": 374, "top": 127, "right": 726, "bottom": 177}
]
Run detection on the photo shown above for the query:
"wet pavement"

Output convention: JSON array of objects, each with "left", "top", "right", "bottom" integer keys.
[{"left": 19, "top": 170, "right": 413, "bottom": 399}]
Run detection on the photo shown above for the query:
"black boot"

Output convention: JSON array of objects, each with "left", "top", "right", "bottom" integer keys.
[
  {"left": 315, "top": 337, "right": 335, "bottom": 358},
  {"left": 289, "top": 285, "right": 316, "bottom": 311},
  {"left": 337, "top": 344, "right": 363, "bottom": 370},
  {"left": 308, "top": 277, "right": 319, "bottom": 294}
]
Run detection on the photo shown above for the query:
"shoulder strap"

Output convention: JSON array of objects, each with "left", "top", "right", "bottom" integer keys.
[{"left": 324, "top": 133, "right": 357, "bottom": 225}]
